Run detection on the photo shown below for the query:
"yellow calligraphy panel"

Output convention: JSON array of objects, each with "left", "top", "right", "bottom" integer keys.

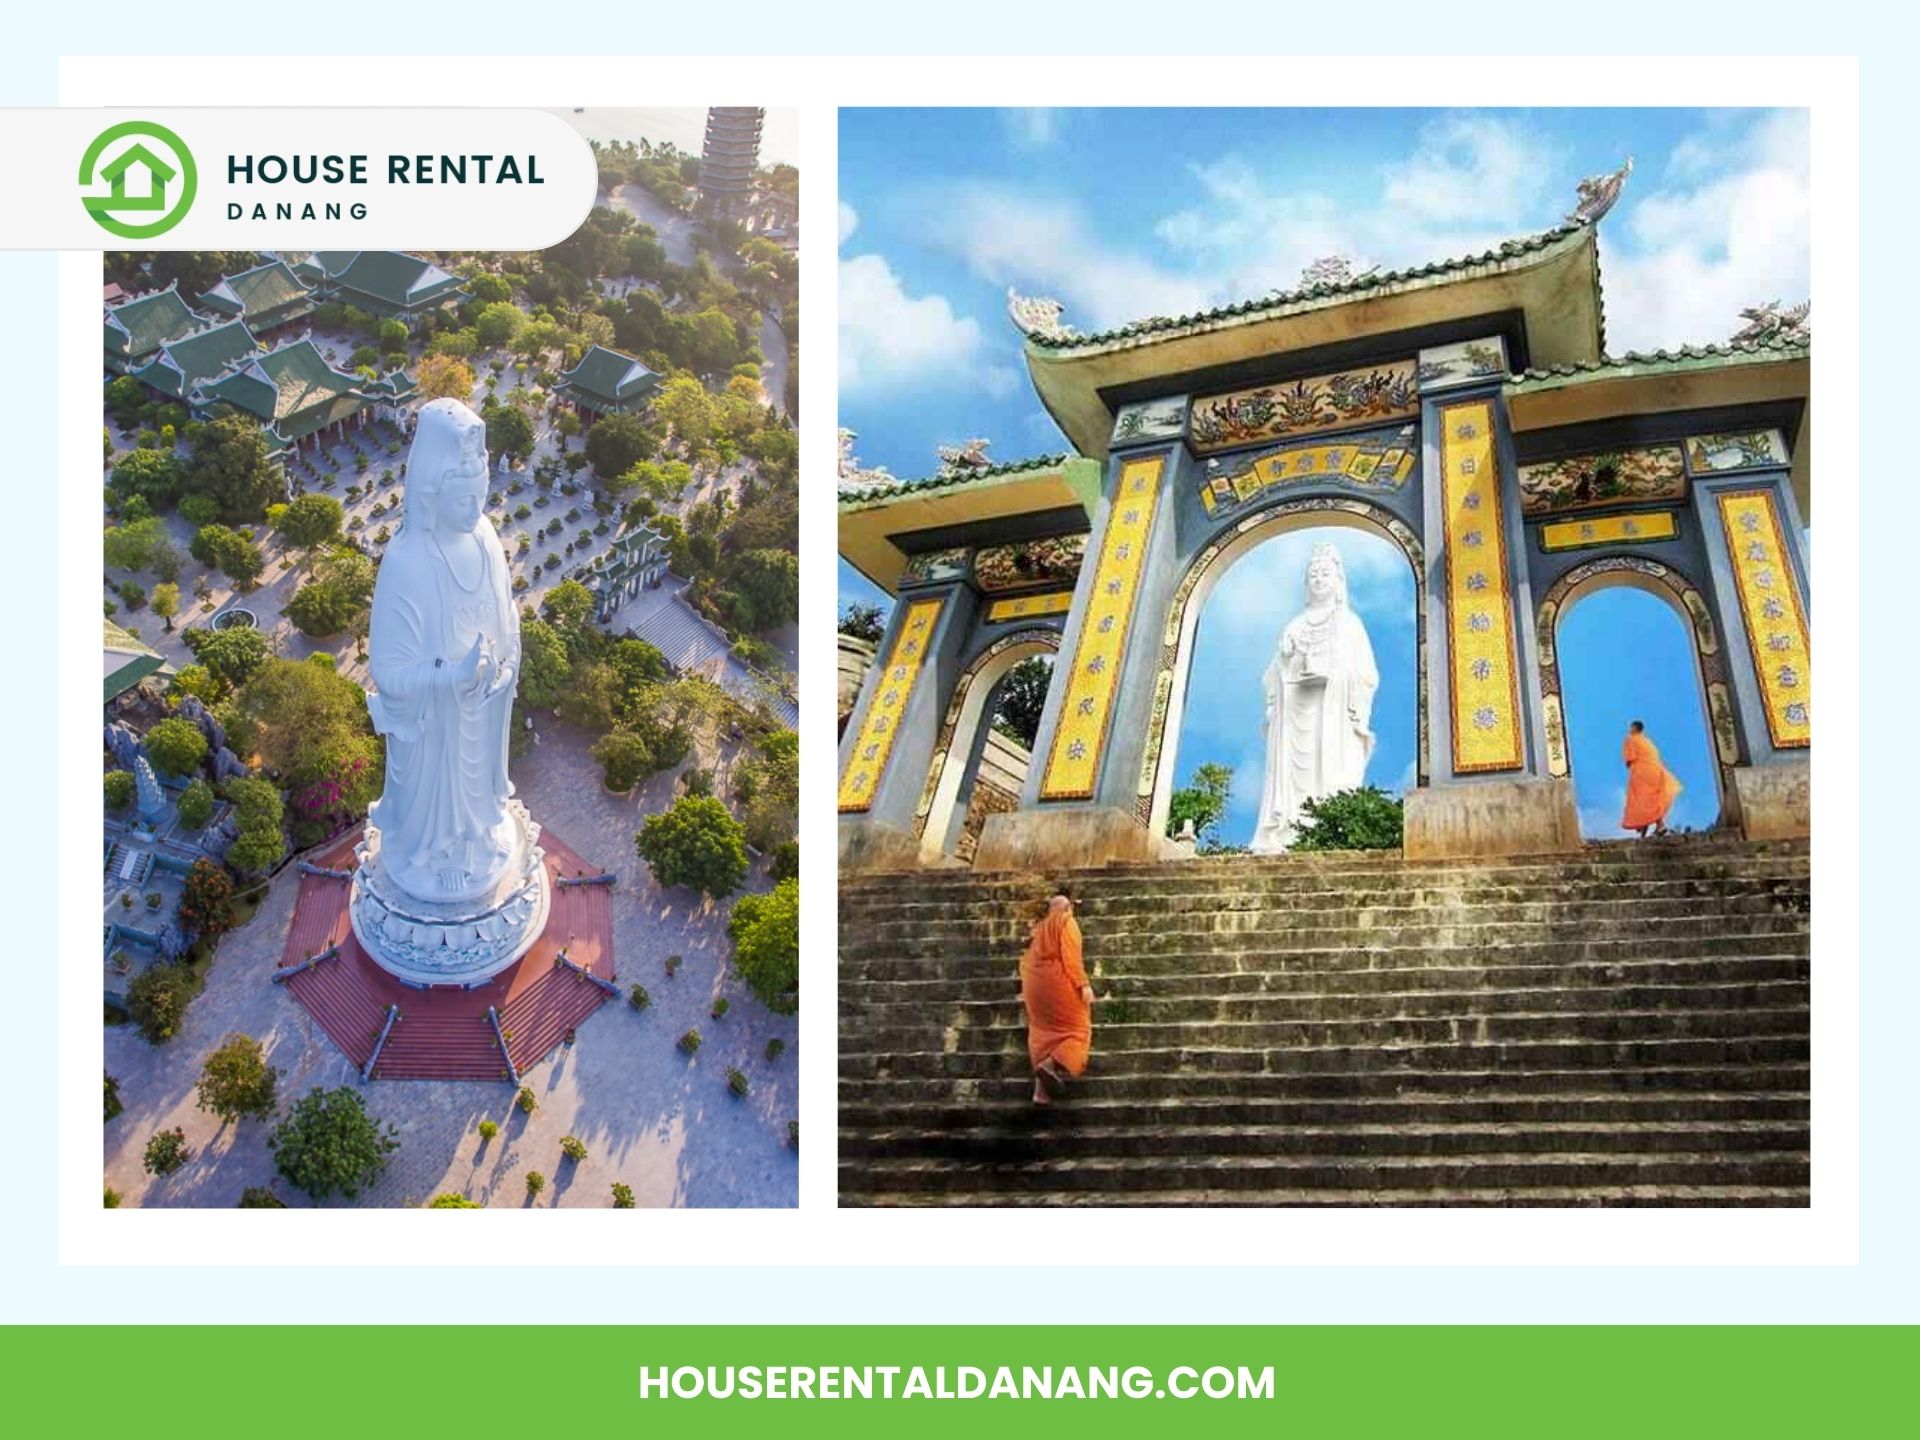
[
  {"left": 1040, "top": 456, "right": 1165, "bottom": 800},
  {"left": 1198, "top": 430, "right": 1416, "bottom": 516},
  {"left": 984, "top": 590, "right": 1073, "bottom": 623},
  {"left": 1539, "top": 510, "right": 1679, "bottom": 553},
  {"left": 837, "top": 596, "right": 945, "bottom": 812},
  {"left": 1441, "top": 399, "right": 1524, "bottom": 773},
  {"left": 1718, "top": 490, "right": 1810, "bottom": 748}
]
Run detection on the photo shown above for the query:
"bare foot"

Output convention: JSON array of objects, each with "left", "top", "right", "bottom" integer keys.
[{"left": 1031, "top": 1078, "right": 1051, "bottom": 1106}]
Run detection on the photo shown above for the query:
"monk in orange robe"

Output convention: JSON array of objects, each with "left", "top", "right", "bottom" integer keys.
[
  {"left": 1621, "top": 720, "right": 1683, "bottom": 837},
  {"left": 1020, "top": 894, "right": 1094, "bottom": 1105}
]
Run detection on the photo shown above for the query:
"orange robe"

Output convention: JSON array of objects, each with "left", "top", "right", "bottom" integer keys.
[
  {"left": 1020, "top": 910, "right": 1092, "bottom": 1077},
  {"left": 1621, "top": 731, "right": 1683, "bottom": 829}
]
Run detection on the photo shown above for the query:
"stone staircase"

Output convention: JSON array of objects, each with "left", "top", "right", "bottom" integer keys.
[{"left": 838, "top": 837, "right": 1810, "bottom": 1206}]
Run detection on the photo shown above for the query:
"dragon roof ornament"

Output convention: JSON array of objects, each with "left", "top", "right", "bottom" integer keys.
[
  {"left": 1294, "top": 256, "right": 1378, "bottom": 292},
  {"left": 1567, "top": 156, "right": 1633, "bottom": 226},
  {"left": 837, "top": 428, "right": 896, "bottom": 496},
  {"left": 936, "top": 437, "right": 992, "bottom": 473},
  {"left": 1007, "top": 287, "right": 1075, "bottom": 342},
  {"left": 1731, "top": 300, "right": 1811, "bottom": 347}
]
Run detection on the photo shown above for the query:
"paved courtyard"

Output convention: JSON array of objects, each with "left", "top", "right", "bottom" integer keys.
[{"left": 103, "top": 722, "right": 798, "bottom": 1209}]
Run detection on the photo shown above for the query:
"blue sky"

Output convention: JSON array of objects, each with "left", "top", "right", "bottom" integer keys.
[{"left": 839, "top": 106, "right": 1808, "bottom": 837}]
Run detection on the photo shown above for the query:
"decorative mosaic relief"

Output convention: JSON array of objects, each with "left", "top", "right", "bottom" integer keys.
[
  {"left": 1686, "top": 429, "right": 1788, "bottom": 475},
  {"left": 984, "top": 590, "right": 1073, "bottom": 623},
  {"left": 1040, "top": 455, "right": 1165, "bottom": 801},
  {"left": 1417, "top": 337, "right": 1508, "bottom": 391},
  {"left": 1440, "top": 399, "right": 1525, "bottom": 773},
  {"left": 1542, "top": 693, "right": 1569, "bottom": 777},
  {"left": 1718, "top": 489, "right": 1810, "bottom": 749},
  {"left": 973, "top": 533, "right": 1086, "bottom": 593},
  {"left": 898, "top": 547, "right": 971, "bottom": 587},
  {"left": 1198, "top": 425, "right": 1415, "bottom": 517},
  {"left": 837, "top": 596, "right": 944, "bottom": 813},
  {"left": 1517, "top": 445, "right": 1687, "bottom": 517},
  {"left": 1189, "top": 360, "right": 1419, "bottom": 454},
  {"left": 1539, "top": 509, "right": 1679, "bottom": 553},
  {"left": 914, "top": 627, "right": 1059, "bottom": 837},
  {"left": 1111, "top": 396, "right": 1187, "bottom": 446}
]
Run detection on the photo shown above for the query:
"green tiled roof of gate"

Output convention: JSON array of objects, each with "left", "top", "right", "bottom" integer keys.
[
  {"left": 104, "top": 618, "right": 169, "bottom": 703},
  {"left": 559, "top": 344, "right": 659, "bottom": 403},
  {"left": 1027, "top": 223, "right": 1596, "bottom": 353},
  {"left": 333, "top": 251, "right": 465, "bottom": 311},
  {"left": 838, "top": 453, "right": 1077, "bottom": 507},
  {"left": 1505, "top": 336, "right": 1811, "bottom": 392},
  {"left": 130, "top": 320, "right": 259, "bottom": 400},
  {"left": 199, "top": 260, "right": 314, "bottom": 323},
  {"left": 104, "top": 287, "right": 198, "bottom": 362}
]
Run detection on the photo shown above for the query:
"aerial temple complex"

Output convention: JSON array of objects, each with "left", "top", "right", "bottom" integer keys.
[{"left": 836, "top": 162, "right": 1811, "bottom": 873}]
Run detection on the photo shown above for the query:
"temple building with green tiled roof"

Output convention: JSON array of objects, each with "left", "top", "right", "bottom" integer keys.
[
  {"left": 197, "top": 259, "right": 316, "bottom": 336},
  {"left": 556, "top": 344, "right": 660, "bottom": 417},
  {"left": 128, "top": 319, "right": 259, "bottom": 402},
  {"left": 292, "top": 251, "right": 467, "bottom": 327},
  {"left": 104, "top": 284, "right": 200, "bottom": 373},
  {"left": 190, "top": 338, "right": 414, "bottom": 458},
  {"left": 103, "top": 618, "right": 171, "bottom": 705}
]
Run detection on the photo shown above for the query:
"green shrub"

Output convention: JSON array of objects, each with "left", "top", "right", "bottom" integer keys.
[
  {"left": 627, "top": 984, "right": 651, "bottom": 1011},
  {"left": 175, "top": 778, "right": 214, "bottom": 828},
  {"left": 104, "top": 770, "right": 135, "bottom": 810},
  {"left": 1291, "top": 785, "right": 1405, "bottom": 852},
  {"left": 127, "top": 963, "right": 196, "bottom": 1044},
  {"left": 710, "top": 997, "right": 730, "bottom": 1020},
  {"left": 726, "top": 1067, "right": 750, "bottom": 1098},
  {"left": 195, "top": 1032, "right": 280, "bottom": 1121},
  {"left": 516, "top": 1085, "right": 537, "bottom": 1114},
  {"left": 478, "top": 1119, "right": 499, "bottom": 1140},
  {"left": 104, "top": 1186, "right": 123, "bottom": 1209},
  {"left": 104, "top": 1072, "right": 123, "bottom": 1122},
  {"left": 238, "top": 1186, "right": 286, "bottom": 1208},
  {"left": 664, "top": 954, "right": 682, "bottom": 977},
  {"left": 677, "top": 1029, "right": 702, "bottom": 1055},
  {"left": 525, "top": 1171, "right": 546, "bottom": 1197},
  {"left": 611, "top": 1182, "right": 635, "bottom": 1208},
  {"left": 560, "top": 1135, "right": 588, "bottom": 1163},
  {"left": 428, "top": 1193, "right": 482, "bottom": 1209},
  {"left": 765, "top": 1038, "right": 785, "bottom": 1064},
  {"left": 788, "top": 1121, "right": 798, "bottom": 1150},
  {"left": 143, "top": 1127, "right": 191, "bottom": 1176}
]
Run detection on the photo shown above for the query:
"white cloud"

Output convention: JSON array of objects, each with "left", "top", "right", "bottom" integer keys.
[
  {"left": 838, "top": 252, "right": 991, "bottom": 397},
  {"left": 1381, "top": 115, "right": 1562, "bottom": 227},
  {"left": 1602, "top": 110, "right": 1810, "bottom": 353},
  {"left": 1002, "top": 108, "right": 1061, "bottom": 149},
  {"left": 837, "top": 201, "right": 859, "bottom": 245}
]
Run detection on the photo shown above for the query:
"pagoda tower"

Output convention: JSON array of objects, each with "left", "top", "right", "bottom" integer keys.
[{"left": 699, "top": 107, "right": 764, "bottom": 221}]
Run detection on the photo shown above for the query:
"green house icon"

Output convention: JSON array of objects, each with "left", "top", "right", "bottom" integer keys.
[{"left": 95, "top": 142, "right": 177, "bottom": 213}]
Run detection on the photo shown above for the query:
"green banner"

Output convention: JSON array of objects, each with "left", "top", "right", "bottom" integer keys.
[{"left": 3, "top": 1325, "right": 1915, "bottom": 1433}]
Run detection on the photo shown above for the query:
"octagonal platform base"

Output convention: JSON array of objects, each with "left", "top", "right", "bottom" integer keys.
[{"left": 275, "top": 828, "right": 617, "bottom": 1081}]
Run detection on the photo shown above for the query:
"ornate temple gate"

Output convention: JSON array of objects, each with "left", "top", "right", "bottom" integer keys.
[{"left": 839, "top": 203, "right": 1811, "bottom": 869}]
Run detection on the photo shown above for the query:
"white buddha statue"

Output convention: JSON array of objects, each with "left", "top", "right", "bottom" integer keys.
[
  {"left": 351, "top": 399, "right": 548, "bottom": 983},
  {"left": 1249, "top": 542, "right": 1378, "bottom": 853}
]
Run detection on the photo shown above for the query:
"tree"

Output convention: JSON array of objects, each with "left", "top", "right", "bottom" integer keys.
[
  {"left": 1291, "top": 786, "right": 1405, "bottom": 852},
  {"left": 127, "top": 964, "right": 196, "bottom": 1043},
  {"left": 104, "top": 770, "right": 135, "bottom": 810},
  {"left": 465, "top": 272, "right": 512, "bottom": 306},
  {"left": 473, "top": 301, "right": 526, "bottom": 350},
  {"left": 223, "top": 777, "right": 284, "bottom": 835},
  {"left": 176, "top": 778, "right": 214, "bottom": 828},
  {"left": 102, "top": 515, "right": 167, "bottom": 573},
  {"left": 269, "top": 1087, "right": 400, "bottom": 1201},
  {"left": 190, "top": 523, "right": 265, "bottom": 588},
  {"left": 838, "top": 604, "right": 884, "bottom": 644},
  {"left": 225, "top": 825, "right": 286, "bottom": 874},
  {"left": 655, "top": 374, "right": 715, "bottom": 449},
  {"left": 992, "top": 656, "right": 1054, "bottom": 750},
  {"left": 416, "top": 353, "right": 476, "bottom": 401},
  {"left": 515, "top": 618, "right": 572, "bottom": 710},
  {"left": 726, "top": 548, "right": 799, "bottom": 632},
  {"left": 150, "top": 582, "right": 180, "bottom": 632},
  {"left": 635, "top": 795, "right": 749, "bottom": 898},
  {"left": 286, "top": 578, "right": 361, "bottom": 637},
  {"left": 143, "top": 716, "right": 207, "bottom": 777},
  {"left": 110, "top": 448, "right": 183, "bottom": 507},
  {"left": 177, "top": 857, "right": 236, "bottom": 941},
  {"left": 196, "top": 1033, "right": 280, "bottom": 1122},
  {"left": 238, "top": 1186, "right": 287, "bottom": 1208},
  {"left": 428, "top": 1193, "right": 482, "bottom": 1209},
  {"left": 738, "top": 729, "right": 798, "bottom": 852},
  {"left": 485, "top": 403, "right": 535, "bottom": 463},
  {"left": 584, "top": 412, "right": 658, "bottom": 478},
  {"left": 728, "top": 877, "right": 798, "bottom": 1014},
  {"left": 275, "top": 493, "right": 344, "bottom": 551},
  {"left": 184, "top": 415, "right": 280, "bottom": 519},
  {"left": 224, "top": 658, "right": 381, "bottom": 841},
  {"left": 147, "top": 539, "right": 185, "bottom": 585},
  {"left": 592, "top": 730, "right": 653, "bottom": 792},
  {"left": 143, "top": 1127, "right": 192, "bottom": 1176},
  {"left": 376, "top": 318, "right": 409, "bottom": 354},
  {"left": 182, "top": 625, "right": 268, "bottom": 691},
  {"left": 1166, "top": 762, "right": 1235, "bottom": 847},
  {"left": 539, "top": 577, "right": 597, "bottom": 637}
]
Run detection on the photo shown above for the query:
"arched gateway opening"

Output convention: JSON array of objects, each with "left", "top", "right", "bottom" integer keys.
[
  {"left": 915, "top": 631, "right": 1060, "bottom": 863},
  {"left": 1139, "top": 500, "right": 1425, "bottom": 846},
  {"left": 1540, "top": 558, "right": 1733, "bottom": 836}
]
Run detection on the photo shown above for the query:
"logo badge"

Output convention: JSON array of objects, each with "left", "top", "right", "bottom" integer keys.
[{"left": 78, "top": 121, "right": 197, "bottom": 239}]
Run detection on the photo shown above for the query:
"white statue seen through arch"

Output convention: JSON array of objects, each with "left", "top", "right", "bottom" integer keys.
[{"left": 1249, "top": 542, "right": 1379, "bottom": 853}]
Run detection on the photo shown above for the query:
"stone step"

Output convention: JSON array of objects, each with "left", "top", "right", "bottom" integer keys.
[
  {"left": 840, "top": 1033, "right": 1810, "bottom": 1080},
  {"left": 842, "top": 1184, "right": 1810, "bottom": 1208},
  {"left": 839, "top": 1090, "right": 1811, "bottom": 1131},
  {"left": 841, "top": 953, "right": 1811, "bottom": 1004},
  {"left": 840, "top": 1062, "right": 1809, "bottom": 1105},
  {"left": 841, "top": 931, "right": 1809, "bottom": 983},
  {"left": 844, "top": 979, "right": 1810, "bottom": 1027},
  {"left": 836, "top": 1150, "right": 1809, "bottom": 1195},
  {"left": 842, "top": 1119, "right": 1810, "bottom": 1163}
]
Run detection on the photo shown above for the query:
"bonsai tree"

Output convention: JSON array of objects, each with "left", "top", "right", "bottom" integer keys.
[
  {"left": 143, "top": 1127, "right": 192, "bottom": 1176},
  {"left": 677, "top": 1028, "right": 702, "bottom": 1055},
  {"left": 611, "top": 1182, "right": 635, "bottom": 1209},
  {"left": 268, "top": 1086, "right": 399, "bottom": 1201},
  {"left": 516, "top": 1085, "right": 538, "bottom": 1114},
  {"left": 195, "top": 1032, "right": 279, "bottom": 1122},
  {"left": 560, "top": 1135, "right": 588, "bottom": 1163},
  {"left": 525, "top": 1171, "right": 546, "bottom": 1198},
  {"left": 628, "top": 984, "right": 651, "bottom": 1011},
  {"left": 634, "top": 795, "right": 749, "bottom": 898},
  {"left": 428, "top": 1193, "right": 483, "bottom": 1209},
  {"left": 725, "top": 1067, "right": 750, "bottom": 1098}
]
